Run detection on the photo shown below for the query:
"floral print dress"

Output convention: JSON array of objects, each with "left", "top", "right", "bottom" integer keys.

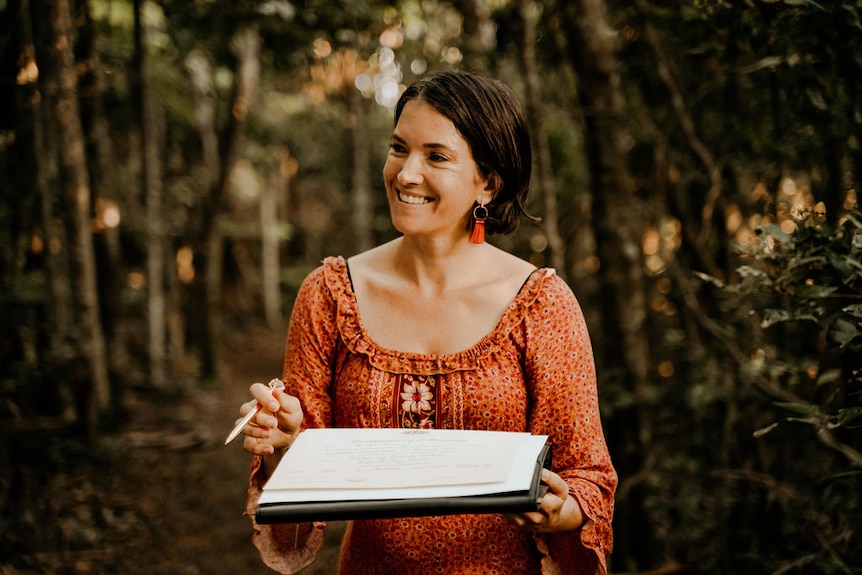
[{"left": 246, "top": 256, "right": 616, "bottom": 575}]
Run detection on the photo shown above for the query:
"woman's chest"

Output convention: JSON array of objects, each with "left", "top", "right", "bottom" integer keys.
[
  {"left": 358, "top": 293, "right": 508, "bottom": 356},
  {"left": 331, "top": 354, "right": 530, "bottom": 431}
]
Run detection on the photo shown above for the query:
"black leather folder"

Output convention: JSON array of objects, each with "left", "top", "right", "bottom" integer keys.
[{"left": 255, "top": 431, "right": 551, "bottom": 524}]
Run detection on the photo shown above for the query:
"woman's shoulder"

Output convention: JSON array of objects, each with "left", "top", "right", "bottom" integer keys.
[
  {"left": 488, "top": 246, "right": 536, "bottom": 278},
  {"left": 502, "top": 260, "right": 586, "bottom": 324},
  {"left": 294, "top": 256, "right": 352, "bottom": 303},
  {"left": 343, "top": 241, "right": 394, "bottom": 274}
]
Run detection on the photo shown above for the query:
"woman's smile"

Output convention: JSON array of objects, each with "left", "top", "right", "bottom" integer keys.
[{"left": 396, "top": 190, "right": 433, "bottom": 205}]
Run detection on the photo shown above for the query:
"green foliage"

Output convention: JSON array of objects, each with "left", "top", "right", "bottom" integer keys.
[{"left": 688, "top": 211, "right": 862, "bottom": 573}]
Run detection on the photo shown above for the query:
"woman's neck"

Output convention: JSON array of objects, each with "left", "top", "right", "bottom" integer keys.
[{"left": 390, "top": 235, "right": 493, "bottom": 295}]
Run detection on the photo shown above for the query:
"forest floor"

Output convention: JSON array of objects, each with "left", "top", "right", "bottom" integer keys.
[{"left": 1, "top": 321, "right": 345, "bottom": 575}]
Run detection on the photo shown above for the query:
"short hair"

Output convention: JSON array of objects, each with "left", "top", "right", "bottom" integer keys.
[{"left": 393, "top": 69, "right": 536, "bottom": 236}]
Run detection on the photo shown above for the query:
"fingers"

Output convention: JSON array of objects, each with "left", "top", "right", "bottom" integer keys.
[
  {"left": 243, "top": 434, "right": 278, "bottom": 456},
  {"left": 238, "top": 408, "right": 282, "bottom": 455},
  {"left": 505, "top": 470, "right": 579, "bottom": 532},
  {"left": 235, "top": 403, "right": 275, "bottom": 432},
  {"left": 250, "top": 382, "right": 280, "bottom": 412},
  {"left": 237, "top": 383, "right": 305, "bottom": 455},
  {"left": 272, "top": 390, "right": 303, "bottom": 433},
  {"left": 540, "top": 468, "right": 570, "bottom": 500}
]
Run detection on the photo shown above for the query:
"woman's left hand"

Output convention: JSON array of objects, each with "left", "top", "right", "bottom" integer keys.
[{"left": 505, "top": 469, "right": 585, "bottom": 532}]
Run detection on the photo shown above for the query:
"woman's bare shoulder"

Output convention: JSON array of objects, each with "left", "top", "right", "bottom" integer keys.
[
  {"left": 485, "top": 246, "right": 537, "bottom": 285},
  {"left": 344, "top": 241, "right": 403, "bottom": 297}
]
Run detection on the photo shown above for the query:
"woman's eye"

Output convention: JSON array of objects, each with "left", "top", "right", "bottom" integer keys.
[
  {"left": 428, "top": 153, "right": 448, "bottom": 162},
  {"left": 389, "top": 143, "right": 406, "bottom": 154}
]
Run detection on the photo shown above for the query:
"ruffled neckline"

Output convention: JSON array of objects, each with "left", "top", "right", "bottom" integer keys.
[{"left": 321, "top": 255, "right": 556, "bottom": 375}]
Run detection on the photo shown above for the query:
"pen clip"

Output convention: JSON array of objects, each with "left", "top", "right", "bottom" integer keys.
[{"left": 268, "top": 378, "right": 285, "bottom": 392}]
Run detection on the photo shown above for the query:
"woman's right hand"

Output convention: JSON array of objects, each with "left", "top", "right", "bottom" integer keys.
[{"left": 238, "top": 382, "right": 304, "bottom": 457}]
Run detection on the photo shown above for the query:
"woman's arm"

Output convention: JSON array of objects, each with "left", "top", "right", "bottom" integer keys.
[
  {"left": 242, "top": 261, "right": 343, "bottom": 574},
  {"left": 517, "top": 272, "right": 617, "bottom": 572}
]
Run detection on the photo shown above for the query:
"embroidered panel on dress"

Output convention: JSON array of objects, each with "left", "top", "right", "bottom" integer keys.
[{"left": 392, "top": 374, "right": 440, "bottom": 428}]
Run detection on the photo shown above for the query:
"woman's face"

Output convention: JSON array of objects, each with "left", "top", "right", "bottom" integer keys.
[{"left": 383, "top": 100, "right": 492, "bottom": 241}]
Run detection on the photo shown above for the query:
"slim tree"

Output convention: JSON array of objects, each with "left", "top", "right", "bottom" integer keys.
[
  {"left": 518, "top": 0, "right": 567, "bottom": 277},
  {"left": 189, "top": 25, "right": 261, "bottom": 378},
  {"left": 75, "top": 0, "right": 128, "bottom": 379},
  {"left": 348, "top": 79, "right": 374, "bottom": 254},
  {"left": 133, "top": 0, "right": 167, "bottom": 389},
  {"left": 559, "top": 0, "right": 654, "bottom": 565},
  {"left": 47, "top": 0, "right": 111, "bottom": 431}
]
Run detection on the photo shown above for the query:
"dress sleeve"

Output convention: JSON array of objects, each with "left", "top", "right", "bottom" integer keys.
[
  {"left": 245, "top": 261, "right": 342, "bottom": 573},
  {"left": 523, "top": 273, "right": 617, "bottom": 575}
]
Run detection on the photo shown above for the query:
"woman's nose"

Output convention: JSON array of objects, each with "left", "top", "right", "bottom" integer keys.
[{"left": 397, "top": 154, "right": 423, "bottom": 185}]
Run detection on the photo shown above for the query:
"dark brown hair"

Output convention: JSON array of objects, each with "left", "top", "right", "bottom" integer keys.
[{"left": 394, "top": 69, "right": 536, "bottom": 236}]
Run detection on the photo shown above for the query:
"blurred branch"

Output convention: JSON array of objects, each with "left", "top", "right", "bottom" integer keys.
[
  {"left": 669, "top": 256, "right": 862, "bottom": 469},
  {"left": 634, "top": 0, "right": 723, "bottom": 243},
  {"left": 772, "top": 554, "right": 818, "bottom": 575},
  {"left": 816, "top": 427, "right": 862, "bottom": 469}
]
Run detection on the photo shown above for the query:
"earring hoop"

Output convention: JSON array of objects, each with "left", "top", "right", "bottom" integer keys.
[{"left": 470, "top": 202, "right": 488, "bottom": 244}]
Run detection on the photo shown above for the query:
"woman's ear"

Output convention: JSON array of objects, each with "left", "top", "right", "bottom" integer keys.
[{"left": 483, "top": 173, "right": 501, "bottom": 201}]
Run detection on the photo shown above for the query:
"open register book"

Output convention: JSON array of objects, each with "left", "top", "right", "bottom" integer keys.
[{"left": 255, "top": 428, "right": 551, "bottom": 524}]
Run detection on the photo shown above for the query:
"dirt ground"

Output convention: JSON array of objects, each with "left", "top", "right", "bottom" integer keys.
[{"left": 1, "top": 323, "right": 345, "bottom": 574}]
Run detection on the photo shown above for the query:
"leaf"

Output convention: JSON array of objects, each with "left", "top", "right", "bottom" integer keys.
[
  {"left": 774, "top": 401, "right": 820, "bottom": 417},
  {"left": 759, "top": 224, "right": 792, "bottom": 244},
  {"left": 843, "top": 304, "right": 862, "bottom": 319},
  {"left": 796, "top": 284, "right": 837, "bottom": 299},
  {"left": 761, "top": 308, "right": 790, "bottom": 328},
  {"left": 692, "top": 271, "right": 726, "bottom": 289},
  {"left": 815, "top": 369, "right": 841, "bottom": 388},
  {"left": 837, "top": 407, "right": 862, "bottom": 427},
  {"left": 829, "top": 318, "right": 861, "bottom": 348},
  {"left": 786, "top": 416, "right": 823, "bottom": 426},
  {"left": 827, "top": 253, "right": 862, "bottom": 281},
  {"left": 737, "top": 265, "right": 768, "bottom": 279},
  {"left": 753, "top": 422, "right": 779, "bottom": 438},
  {"left": 784, "top": 0, "right": 827, "bottom": 10},
  {"left": 736, "top": 265, "right": 773, "bottom": 292},
  {"left": 795, "top": 312, "right": 823, "bottom": 323},
  {"left": 778, "top": 256, "right": 828, "bottom": 281},
  {"left": 843, "top": 211, "right": 862, "bottom": 230}
]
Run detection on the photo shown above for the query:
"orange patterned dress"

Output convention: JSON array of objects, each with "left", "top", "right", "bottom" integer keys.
[{"left": 246, "top": 256, "right": 616, "bottom": 575}]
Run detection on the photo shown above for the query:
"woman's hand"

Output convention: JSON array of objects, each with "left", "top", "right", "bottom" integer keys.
[
  {"left": 505, "top": 469, "right": 586, "bottom": 533},
  {"left": 238, "top": 382, "right": 304, "bottom": 457}
]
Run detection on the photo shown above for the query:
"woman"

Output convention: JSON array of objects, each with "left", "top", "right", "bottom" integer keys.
[{"left": 238, "top": 69, "right": 617, "bottom": 575}]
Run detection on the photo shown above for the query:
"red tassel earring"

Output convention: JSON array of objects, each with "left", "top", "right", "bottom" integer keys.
[{"left": 470, "top": 201, "right": 488, "bottom": 244}]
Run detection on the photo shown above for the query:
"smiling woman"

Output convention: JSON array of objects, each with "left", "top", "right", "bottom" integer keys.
[
  {"left": 390, "top": 70, "right": 535, "bottom": 239},
  {"left": 235, "top": 69, "right": 617, "bottom": 575},
  {"left": 383, "top": 99, "right": 492, "bottom": 241}
]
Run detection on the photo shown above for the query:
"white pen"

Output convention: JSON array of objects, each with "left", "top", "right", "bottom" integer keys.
[{"left": 224, "top": 378, "right": 285, "bottom": 445}]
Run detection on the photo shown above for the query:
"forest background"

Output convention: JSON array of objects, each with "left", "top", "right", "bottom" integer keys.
[{"left": 1, "top": 0, "right": 861, "bottom": 573}]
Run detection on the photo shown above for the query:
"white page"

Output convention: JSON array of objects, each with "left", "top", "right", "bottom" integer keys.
[{"left": 259, "top": 429, "right": 547, "bottom": 504}]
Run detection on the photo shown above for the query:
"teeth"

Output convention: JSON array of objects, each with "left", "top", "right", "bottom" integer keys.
[{"left": 398, "top": 191, "right": 431, "bottom": 204}]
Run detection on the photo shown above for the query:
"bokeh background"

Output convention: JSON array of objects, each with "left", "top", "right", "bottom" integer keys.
[{"left": 1, "top": 0, "right": 861, "bottom": 573}]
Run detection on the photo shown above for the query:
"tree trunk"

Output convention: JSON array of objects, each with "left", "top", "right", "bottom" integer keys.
[
  {"left": 560, "top": 0, "right": 654, "bottom": 566},
  {"left": 188, "top": 25, "right": 261, "bottom": 379},
  {"left": 261, "top": 172, "right": 282, "bottom": 329},
  {"left": 184, "top": 48, "right": 219, "bottom": 375},
  {"left": 134, "top": 0, "right": 167, "bottom": 389},
  {"left": 561, "top": 0, "right": 650, "bottom": 385},
  {"left": 348, "top": 84, "right": 373, "bottom": 254},
  {"left": 518, "top": 0, "right": 566, "bottom": 278},
  {"left": 452, "top": 0, "right": 489, "bottom": 70},
  {"left": 23, "top": 0, "right": 78, "bottom": 428},
  {"left": 75, "top": 0, "right": 128, "bottom": 381},
  {"left": 48, "top": 0, "right": 111, "bottom": 431}
]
